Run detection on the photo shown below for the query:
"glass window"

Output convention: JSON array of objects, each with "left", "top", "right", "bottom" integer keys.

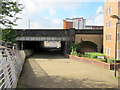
[
  {"left": 118, "top": 32, "right": 120, "bottom": 42},
  {"left": 109, "top": 6, "right": 112, "bottom": 14},
  {"left": 118, "top": 50, "right": 120, "bottom": 59},
  {"left": 106, "top": 35, "right": 111, "bottom": 41},
  {"left": 109, "top": 20, "right": 112, "bottom": 28},
  {"left": 106, "top": 48, "right": 111, "bottom": 56},
  {"left": 106, "top": 22, "right": 108, "bottom": 28}
]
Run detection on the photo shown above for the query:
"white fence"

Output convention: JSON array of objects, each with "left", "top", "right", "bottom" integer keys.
[{"left": 0, "top": 42, "right": 25, "bottom": 89}]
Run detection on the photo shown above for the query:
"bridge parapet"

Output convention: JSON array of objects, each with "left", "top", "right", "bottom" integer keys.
[
  {"left": 75, "top": 29, "right": 103, "bottom": 34},
  {"left": 16, "top": 29, "right": 75, "bottom": 41},
  {"left": 16, "top": 29, "right": 75, "bottom": 37}
]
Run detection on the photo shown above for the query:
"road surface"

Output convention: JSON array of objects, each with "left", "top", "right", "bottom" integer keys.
[{"left": 17, "top": 49, "right": 118, "bottom": 88}]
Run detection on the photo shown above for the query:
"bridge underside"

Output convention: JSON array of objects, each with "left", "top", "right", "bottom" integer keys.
[
  {"left": 15, "top": 29, "right": 103, "bottom": 55},
  {"left": 17, "top": 40, "right": 69, "bottom": 55}
]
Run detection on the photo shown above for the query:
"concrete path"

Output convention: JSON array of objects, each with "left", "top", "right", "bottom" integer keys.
[{"left": 17, "top": 51, "right": 119, "bottom": 88}]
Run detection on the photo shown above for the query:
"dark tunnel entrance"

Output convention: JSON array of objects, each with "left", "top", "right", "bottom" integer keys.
[{"left": 17, "top": 41, "right": 68, "bottom": 55}]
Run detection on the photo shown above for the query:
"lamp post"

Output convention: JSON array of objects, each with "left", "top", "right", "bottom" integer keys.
[{"left": 111, "top": 15, "right": 120, "bottom": 77}]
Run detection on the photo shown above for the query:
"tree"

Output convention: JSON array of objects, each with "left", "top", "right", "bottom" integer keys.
[
  {"left": 0, "top": 0, "right": 23, "bottom": 28},
  {"left": 2, "top": 28, "right": 16, "bottom": 43},
  {"left": 0, "top": 0, "right": 23, "bottom": 43}
]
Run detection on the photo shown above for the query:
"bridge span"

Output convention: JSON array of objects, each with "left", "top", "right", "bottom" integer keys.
[{"left": 15, "top": 28, "right": 103, "bottom": 54}]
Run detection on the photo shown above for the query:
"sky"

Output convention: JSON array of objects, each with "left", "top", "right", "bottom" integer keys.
[{"left": 13, "top": 0, "right": 104, "bottom": 29}]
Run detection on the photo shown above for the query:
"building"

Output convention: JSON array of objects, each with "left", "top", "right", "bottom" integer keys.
[
  {"left": 63, "top": 18, "right": 103, "bottom": 29},
  {"left": 103, "top": 0, "right": 120, "bottom": 59},
  {"left": 63, "top": 17, "right": 86, "bottom": 29},
  {"left": 63, "top": 20, "right": 73, "bottom": 29}
]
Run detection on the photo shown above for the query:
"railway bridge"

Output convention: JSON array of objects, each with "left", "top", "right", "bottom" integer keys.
[{"left": 16, "top": 28, "right": 103, "bottom": 54}]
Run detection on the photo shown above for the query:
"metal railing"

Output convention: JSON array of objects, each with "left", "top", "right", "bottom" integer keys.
[{"left": 0, "top": 41, "right": 24, "bottom": 89}]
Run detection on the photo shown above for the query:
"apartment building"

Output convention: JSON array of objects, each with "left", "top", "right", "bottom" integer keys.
[
  {"left": 63, "top": 17, "right": 86, "bottom": 29},
  {"left": 63, "top": 18, "right": 103, "bottom": 29},
  {"left": 103, "top": 0, "right": 120, "bottom": 59},
  {"left": 63, "top": 20, "right": 73, "bottom": 29}
]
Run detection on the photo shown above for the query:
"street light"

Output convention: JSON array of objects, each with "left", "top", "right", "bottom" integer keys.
[
  {"left": 111, "top": 15, "right": 120, "bottom": 77},
  {"left": 111, "top": 15, "right": 120, "bottom": 20}
]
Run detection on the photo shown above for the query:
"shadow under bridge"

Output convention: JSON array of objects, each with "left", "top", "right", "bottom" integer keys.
[{"left": 16, "top": 29, "right": 75, "bottom": 55}]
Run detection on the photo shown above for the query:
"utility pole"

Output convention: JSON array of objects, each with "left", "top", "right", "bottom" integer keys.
[
  {"left": 29, "top": 19, "right": 30, "bottom": 29},
  {"left": 111, "top": 15, "right": 120, "bottom": 77}
]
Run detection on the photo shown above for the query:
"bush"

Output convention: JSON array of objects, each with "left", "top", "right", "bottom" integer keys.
[
  {"left": 97, "top": 58, "right": 106, "bottom": 62},
  {"left": 71, "top": 51, "right": 78, "bottom": 56},
  {"left": 68, "top": 42, "right": 81, "bottom": 53},
  {"left": 84, "top": 52, "right": 106, "bottom": 59},
  {"left": 80, "top": 52, "right": 107, "bottom": 62},
  {"left": 107, "top": 58, "right": 115, "bottom": 63}
]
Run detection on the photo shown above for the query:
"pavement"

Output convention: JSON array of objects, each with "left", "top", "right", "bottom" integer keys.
[{"left": 17, "top": 49, "right": 119, "bottom": 88}]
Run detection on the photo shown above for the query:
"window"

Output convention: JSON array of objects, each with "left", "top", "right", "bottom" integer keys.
[
  {"left": 118, "top": 50, "right": 120, "bottom": 60},
  {"left": 106, "top": 34, "right": 111, "bottom": 41},
  {"left": 109, "top": 6, "right": 112, "bottom": 14},
  {"left": 106, "top": 48, "right": 111, "bottom": 56},
  {"left": 118, "top": 32, "right": 120, "bottom": 42},
  {"left": 106, "top": 9, "right": 109, "bottom": 15},
  {"left": 106, "top": 22, "right": 108, "bottom": 28},
  {"left": 109, "top": 20, "right": 112, "bottom": 28},
  {"left": 106, "top": 6, "right": 112, "bottom": 15},
  {"left": 106, "top": 21, "right": 112, "bottom": 28}
]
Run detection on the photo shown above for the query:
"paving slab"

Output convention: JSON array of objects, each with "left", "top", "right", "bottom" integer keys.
[{"left": 17, "top": 53, "right": 119, "bottom": 88}]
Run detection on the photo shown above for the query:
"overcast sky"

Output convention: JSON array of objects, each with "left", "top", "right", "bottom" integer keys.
[{"left": 13, "top": 0, "right": 104, "bottom": 29}]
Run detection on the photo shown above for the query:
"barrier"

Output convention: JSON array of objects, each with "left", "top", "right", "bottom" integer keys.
[
  {"left": 24, "top": 49, "right": 33, "bottom": 58},
  {"left": 0, "top": 42, "right": 25, "bottom": 89}
]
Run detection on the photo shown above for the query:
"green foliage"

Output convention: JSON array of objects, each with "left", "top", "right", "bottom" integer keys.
[
  {"left": 85, "top": 52, "right": 106, "bottom": 59},
  {"left": 85, "top": 52, "right": 106, "bottom": 56},
  {"left": 68, "top": 42, "right": 80, "bottom": 53},
  {"left": 107, "top": 58, "right": 115, "bottom": 63},
  {"left": 0, "top": 0, "right": 23, "bottom": 43},
  {"left": 2, "top": 28, "right": 16, "bottom": 43},
  {"left": 82, "top": 52, "right": 106, "bottom": 62},
  {"left": 97, "top": 59, "right": 106, "bottom": 62},
  {"left": 70, "top": 51, "right": 78, "bottom": 56},
  {"left": 0, "top": 0, "right": 23, "bottom": 28}
]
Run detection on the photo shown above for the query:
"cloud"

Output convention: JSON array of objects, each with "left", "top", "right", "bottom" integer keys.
[
  {"left": 49, "top": 9, "right": 57, "bottom": 16},
  {"left": 86, "top": 6, "right": 104, "bottom": 26},
  {"left": 13, "top": 0, "right": 104, "bottom": 29},
  {"left": 19, "top": 0, "right": 81, "bottom": 14},
  {"left": 96, "top": 6, "right": 103, "bottom": 13},
  {"left": 13, "top": 0, "right": 82, "bottom": 29},
  {"left": 52, "top": 19, "right": 61, "bottom": 24}
]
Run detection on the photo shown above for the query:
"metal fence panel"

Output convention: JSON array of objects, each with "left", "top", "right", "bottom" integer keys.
[{"left": 0, "top": 41, "right": 25, "bottom": 89}]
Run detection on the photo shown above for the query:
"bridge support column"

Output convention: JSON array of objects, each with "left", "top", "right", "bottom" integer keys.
[
  {"left": 39, "top": 41, "right": 44, "bottom": 48},
  {"left": 19, "top": 41, "right": 24, "bottom": 50},
  {"left": 61, "top": 41, "right": 68, "bottom": 55}
]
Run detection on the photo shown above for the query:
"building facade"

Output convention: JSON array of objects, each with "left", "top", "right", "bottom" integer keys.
[
  {"left": 63, "top": 18, "right": 103, "bottom": 29},
  {"left": 63, "top": 17, "right": 86, "bottom": 29},
  {"left": 63, "top": 20, "right": 73, "bottom": 29},
  {"left": 103, "top": 0, "right": 120, "bottom": 59}
]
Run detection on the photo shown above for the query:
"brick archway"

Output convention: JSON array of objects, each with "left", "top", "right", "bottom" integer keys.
[{"left": 78, "top": 41, "right": 97, "bottom": 53}]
